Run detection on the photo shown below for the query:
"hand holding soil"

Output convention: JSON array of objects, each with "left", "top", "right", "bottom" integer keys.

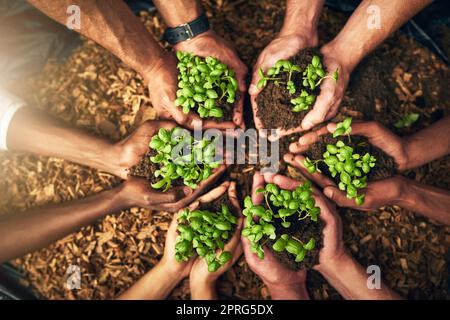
[
  {"left": 188, "top": 181, "right": 244, "bottom": 299},
  {"left": 284, "top": 119, "right": 411, "bottom": 210},
  {"left": 174, "top": 30, "right": 247, "bottom": 129},
  {"left": 241, "top": 173, "right": 309, "bottom": 300},
  {"left": 251, "top": 46, "right": 340, "bottom": 140},
  {"left": 128, "top": 120, "right": 227, "bottom": 212},
  {"left": 143, "top": 52, "right": 203, "bottom": 128}
]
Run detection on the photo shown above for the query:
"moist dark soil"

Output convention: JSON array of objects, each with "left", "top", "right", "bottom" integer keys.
[
  {"left": 304, "top": 135, "right": 396, "bottom": 182},
  {"left": 211, "top": 93, "right": 238, "bottom": 122},
  {"left": 256, "top": 48, "right": 322, "bottom": 130},
  {"left": 199, "top": 192, "right": 238, "bottom": 234},
  {"left": 128, "top": 148, "right": 184, "bottom": 189},
  {"left": 261, "top": 198, "right": 324, "bottom": 271}
]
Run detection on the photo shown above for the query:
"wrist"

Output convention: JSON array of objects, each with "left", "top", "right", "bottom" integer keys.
[
  {"left": 314, "top": 250, "right": 351, "bottom": 278},
  {"left": 159, "top": 257, "right": 189, "bottom": 282},
  {"left": 266, "top": 281, "right": 308, "bottom": 300},
  {"left": 139, "top": 51, "right": 172, "bottom": 85},
  {"left": 321, "top": 40, "right": 361, "bottom": 73},
  {"left": 189, "top": 272, "right": 217, "bottom": 299},
  {"left": 392, "top": 176, "right": 414, "bottom": 208}
]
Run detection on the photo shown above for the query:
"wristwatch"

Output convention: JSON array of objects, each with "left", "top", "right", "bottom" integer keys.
[{"left": 163, "top": 13, "right": 210, "bottom": 45}]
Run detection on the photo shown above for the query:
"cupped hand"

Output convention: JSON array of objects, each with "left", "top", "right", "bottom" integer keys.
[
  {"left": 114, "top": 120, "right": 177, "bottom": 179},
  {"left": 189, "top": 181, "right": 244, "bottom": 284},
  {"left": 259, "top": 173, "right": 345, "bottom": 274},
  {"left": 249, "top": 33, "right": 318, "bottom": 136},
  {"left": 241, "top": 172, "right": 307, "bottom": 295},
  {"left": 283, "top": 153, "right": 406, "bottom": 212},
  {"left": 289, "top": 121, "right": 408, "bottom": 170},
  {"left": 160, "top": 211, "right": 195, "bottom": 278},
  {"left": 300, "top": 47, "right": 350, "bottom": 131},
  {"left": 143, "top": 53, "right": 203, "bottom": 129},
  {"left": 175, "top": 30, "right": 248, "bottom": 129}
]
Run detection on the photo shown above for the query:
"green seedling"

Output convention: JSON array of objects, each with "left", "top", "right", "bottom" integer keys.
[
  {"left": 149, "top": 127, "right": 220, "bottom": 191},
  {"left": 175, "top": 205, "right": 238, "bottom": 272},
  {"left": 256, "top": 55, "right": 338, "bottom": 113},
  {"left": 394, "top": 113, "right": 419, "bottom": 128},
  {"left": 333, "top": 117, "right": 352, "bottom": 139},
  {"left": 175, "top": 51, "right": 238, "bottom": 119},
  {"left": 304, "top": 118, "right": 376, "bottom": 205},
  {"left": 272, "top": 234, "right": 316, "bottom": 263},
  {"left": 242, "top": 181, "right": 320, "bottom": 262}
]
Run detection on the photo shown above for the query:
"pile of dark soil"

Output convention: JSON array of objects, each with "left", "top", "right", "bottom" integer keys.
[{"left": 256, "top": 48, "right": 322, "bottom": 130}]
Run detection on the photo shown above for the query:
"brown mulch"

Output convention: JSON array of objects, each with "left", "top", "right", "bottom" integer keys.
[{"left": 0, "top": 0, "right": 449, "bottom": 300}]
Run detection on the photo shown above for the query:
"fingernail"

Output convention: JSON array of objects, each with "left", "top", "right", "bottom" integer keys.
[
  {"left": 289, "top": 143, "right": 299, "bottom": 153},
  {"left": 324, "top": 187, "right": 334, "bottom": 198},
  {"left": 183, "top": 187, "right": 192, "bottom": 196},
  {"left": 249, "top": 84, "right": 258, "bottom": 95},
  {"left": 303, "top": 121, "right": 313, "bottom": 130}
]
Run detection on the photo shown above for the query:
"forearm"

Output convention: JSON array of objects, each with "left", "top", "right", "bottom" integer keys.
[
  {"left": 279, "top": 0, "right": 325, "bottom": 37},
  {"left": 267, "top": 282, "right": 309, "bottom": 300},
  {"left": 118, "top": 261, "right": 184, "bottom": 300},
  {"left": 28, "top": 0, "right": 165, "bottom": 77},
  {"left": 323, "top": 0, "right": 432, "bottom": 71},
  {"left": 153, "top": 0, "right": 203, "bottom": 27},
  {"left": 190, "top": 278, "right": 218, "bottom": 300},
  {"left": 6, "top": 108, "right": 122, "bottom": 177},
  {"left": 0, "top": 187, "right": 126, "bottom": 263},
  {"left": 317, "top": 253, "right": 401, "bottom": 300},
  {"left": 396, "top": 177, "right": 450, "bottom": 225},
  {"left": 402, "top": 117, "right": 450, "bottom": 170}
]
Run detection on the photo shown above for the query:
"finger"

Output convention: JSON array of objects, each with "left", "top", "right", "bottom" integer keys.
[
  {"left": 312, "top": 191, "right": 340, "bottom": 227},
  {"left": 167, "top": 105, "right": 203, "bottom": 129},
  {"left": 272, "top": 174, "right": 301, "bottom": 190},
  {"left": 289, "top": 126, "right": 329, "bottom": 154},
  {"left": 233, "top": 94, "right": 245, "bottom": 128},
  {"left": 283, "top": 154, "right": 335, "bottom": 188},
  {"left": 197, "top": 180, "right": 230, "bottom": 204},
  {"left": 270, "top": 126, "right": 304, "bottom": 142},
  {"left": 151, "top": 186, "right": 192, "bottom": 204},
  {"left": 250, "top": 95, "right": 264, "bottom": 131},
  {"left": 328, "top": 121, "right": 385, "bottom": 140},
  {"left": 165, "top": 211, "right": 181, "bottom": 247},
  {"left": 323, "top": 185, "right": 357, "bottom": 208},
  {"left": 301, "top": 77, "right": 337, "bottom": 130},
  {"left": 224, "top": 216, "right": 244, "bottom": 253},
  {"left": 228, "top": 181, "right": 242, "bottom": 212},
  {"left": 251, "top": 171, "right": 265, "bottom": 204}
]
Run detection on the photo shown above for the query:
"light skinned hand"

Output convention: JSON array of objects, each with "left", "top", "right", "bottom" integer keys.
[
  {"left": 300, "top": 47, "right": 350, "bottom": 131},
  {"left": 249, "top": 33, "right": 318, "bottom": 138},
  {"left": 160, "top": 211, "right": 195, "bottom": 278},
  {"left": 175, "top": 30, "right": 248, "bottom": 129},
  {"left": 189, "top": 181, "right": 244, "bottom": 284}
]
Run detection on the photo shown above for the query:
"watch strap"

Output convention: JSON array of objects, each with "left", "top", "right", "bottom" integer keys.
[{"left": 163, "top": 13, "right": 210, "bottom": 45}]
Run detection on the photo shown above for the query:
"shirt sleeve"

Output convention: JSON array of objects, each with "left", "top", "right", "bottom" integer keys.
[{"left": 0, "top": 87, "right": 25, "bottom": 150}]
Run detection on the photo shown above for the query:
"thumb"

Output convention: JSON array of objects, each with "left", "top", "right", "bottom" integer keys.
[
  {"left": 323, "top": 186, "right": 353, "bottom": 207},
  {"left": 152, "top": 186, "right": 192, "bottom": 204}
]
